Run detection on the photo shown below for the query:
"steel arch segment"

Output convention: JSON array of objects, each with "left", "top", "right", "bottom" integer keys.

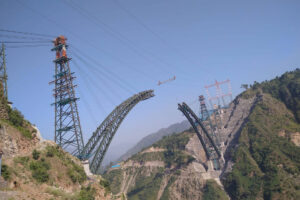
[
  {"left": 182, "top": 102, "right": 221, "bottom": 158},
  {"left": 80, "top": 90, "right": 153, "bottom": 160},
  {"left": 90, "top": 90, "right": 154, "bottom": 173}
]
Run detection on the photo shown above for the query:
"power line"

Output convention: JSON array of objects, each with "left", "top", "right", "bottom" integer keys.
[
  {"left": 71, "top": 56, "right": 120, "bottom": 106},
  {"left": 70, "top": 46, "right": 138, "bottom": 93},
  {"left": 15, "top": 0, "right": 157, "bottom": 84},
  {"left": 72, "top": 58, "right": 113, "bottom": 111},
  {"left": 0, "top": 28, "right": 55, "bottom": 38},
  {"left": 63, "top": 0, "right": 177, "bottom": 74},
  {"left": 0, "top": 34, "right": 52, "bottom": 41},
  {"left": 0, "top": 41, "right": 51, "bottom": 43},
  {"left": 6, "top": 44, "right": 51, "bottom": 48},
  {"left": 113, "top": 0, "right": 213, "bottom": 78}
]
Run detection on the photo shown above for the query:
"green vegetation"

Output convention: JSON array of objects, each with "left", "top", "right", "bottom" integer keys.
[
  {"left": 202, "top": 180, "right": 229, "bottom": 200},
  {"left": 163, "top": 149, "right": 194, "bottom": 168},
  {"left": 153, "top": 132, "right": 191, "bottom": 150},
  {"left": 223, "top": 70, "right": 300, "bottom": 200},
  {"left": 67, "top": 164, "right": 86, "bottom": 184},
  {"left": 45, "top": 187, "right": 73, "bottom": 199},
  {"left": 1, "top": 164, "right": 11, "bottom": 180},
  {"left": 131, "top": 152, "right": 164, "bottom": 162},
  {"left": 242, "top": 68, "right": 300, "bottom": 122},
  {"left": 105, "top": 131, "right": 194, "bottom": 197},
  {"left": 155, "top": 132, "right": 195, "bottom": 168},
  {"left": 45, "top": 145, "right": 87, "bottom": 183},
  {"left": 7, "top": 108, "right": 33, "bottom": 139},
  {"left": 160, "top": 176, "right": 176, "bottom": 200},
  {"left": 127, "top": 168, "right": 164, "bottom": 200},
  {"left": 29, "top": 159, "right": 50, "bottom": 183},
  {"left": 11, "top": 146, "right": 87, "bottom": 184},
  {"left": 13, "top": 156, "right": 30, "bottom": 166},
  {"left": 45, "top": 186, "right": 96, "bottom": 200},
  {"left": 103, "top": 169, "right": 123, "bottom": 194},
  {"left": 77, "top": 186, "right": 96, "bottom": 200},
  {"left": 100, "top": 179, "right": 111, "bottom": 195},
  {"left": 32, "top": 149, "right": 40, "bottom": 160}
]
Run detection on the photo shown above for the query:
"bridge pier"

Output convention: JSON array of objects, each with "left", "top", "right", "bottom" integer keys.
[{"left": 82, "top": 160, "right": 93, "bottom": 177}]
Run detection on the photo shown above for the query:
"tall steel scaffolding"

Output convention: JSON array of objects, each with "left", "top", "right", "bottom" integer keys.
[
  {"left": 204, "top": 79, "right": 233, "bottom": 130},
  {"left": 50, "top": 36, "right": 84, "bottom": 156},
  {"left": 205, "top": 79, "right": 232, "bottom": 109},
  {"left": 199, "top": 95, "right": 220, "bottom": 146},
  {"left": 0, "top": 44, "right": 8, "bottom": 100}
]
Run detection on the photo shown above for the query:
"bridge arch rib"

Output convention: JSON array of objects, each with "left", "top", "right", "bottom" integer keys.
[
  {"left": 80, "top": 90, "right": 154, "bottom": 174},
  {"left": 178, "top": 102, "right": 222, "bottom": 170}
]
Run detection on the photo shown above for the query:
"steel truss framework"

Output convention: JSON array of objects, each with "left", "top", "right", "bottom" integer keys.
[
  {"left": 80, "top": 90, "right": 154, "bottom": 174},
  {"left": 178, "top": 102, "right": 221, "bottom": 170},
  {"left": 50, "top": 45, "right": 84, "bottom": 156}
]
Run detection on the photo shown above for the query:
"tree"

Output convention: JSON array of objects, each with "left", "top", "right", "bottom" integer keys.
[{"left": 241, "top": 84, "right": 249, "bottom": 90}]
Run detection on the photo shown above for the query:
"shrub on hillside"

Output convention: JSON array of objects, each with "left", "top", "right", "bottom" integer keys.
[
  {"left": 29, "top": 160, "right": 50, "bottom": 183},
  {"left": 203, "top": 180, "right": 229, "bottom": 200},
  {"left": 67, "top": 164, "right": 86, "bottom": 183},
  {"left": 7, "top": 107, "right": 32, "bottom": 139},
  {"left": 8, "top": 108, "right": 24, "bottom": 127},
  {"left": 32, "top": 149, "right": 40, "bottom": 160},
  {"left": 13, "top": 156, "right": 30, "bottom": 165},
  {"left": 77, "top": 186, "right": 95, "bottom": 200},
  {"left": 1, "top": 164, "right": 11, "bottom": 180},
  {"left": 100, "top": 179, "right": 111, "bottom": 195}
]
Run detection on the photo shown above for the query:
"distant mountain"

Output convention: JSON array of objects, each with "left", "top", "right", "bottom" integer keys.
[{"left": 117, "top": 120, "right": 191, "bottom": 162}]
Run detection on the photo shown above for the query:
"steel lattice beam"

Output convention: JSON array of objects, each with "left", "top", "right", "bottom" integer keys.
[
  {"left": 178, "top": 102, "right": 221, "bottom": 159},
  {"left": 80, "top": 90, "right": 154, "bottom": 174}
]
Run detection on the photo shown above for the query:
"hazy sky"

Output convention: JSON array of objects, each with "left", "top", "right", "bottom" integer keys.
[{"left": 1, "top": 0, "right": 300, "bottom": 165}]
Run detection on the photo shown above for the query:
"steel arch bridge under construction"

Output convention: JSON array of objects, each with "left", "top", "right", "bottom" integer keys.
[
  {"left": 80, "top": 90, "right": 154, "bottom": 173},
  {"left": 51, "top": 35, "right": 154, "bottom": 174}
]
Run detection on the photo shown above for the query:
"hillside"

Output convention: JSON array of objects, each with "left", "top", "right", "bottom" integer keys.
[
  {"left": 222, "top": 69, "right": 300, "bottom": 199},
  {"left": 0, "top": 84, "right": 113, "bottom": 200},
  {"left": 104, "top": 130, "right": 229, "bottom": 200},
  {"left": 104, "top": 69, "right": 300, "bottom": 200},
  {"left": 117, "top": 120, "right": 190, "bottom": 162}
]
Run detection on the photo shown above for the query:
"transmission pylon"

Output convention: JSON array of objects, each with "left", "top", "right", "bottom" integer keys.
[
  {"left": 0, "top": 44, "right": 8, "bottom": 99},
  {"left": 50, "top": 36, "right": 84, "bottom": 156}
]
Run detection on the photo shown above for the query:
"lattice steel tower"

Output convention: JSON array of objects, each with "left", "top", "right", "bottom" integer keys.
[
  {"left": 199, "top": 95, "right": 210, "bottom": 121},
  {"left": 0, "top": 44, "right": 8, "bottom": 99},
  {"left": 50, "top": 36, "right": 84, "bottom": 156}
]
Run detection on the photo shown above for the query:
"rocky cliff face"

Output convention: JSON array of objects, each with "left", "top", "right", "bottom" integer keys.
[{"left": 0, "top": 104, "right": 112, "bottom": 200}]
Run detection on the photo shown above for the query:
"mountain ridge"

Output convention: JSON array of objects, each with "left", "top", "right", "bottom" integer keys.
[{"left": 116, "top": 120, "right": 191, "bottom": 162}]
